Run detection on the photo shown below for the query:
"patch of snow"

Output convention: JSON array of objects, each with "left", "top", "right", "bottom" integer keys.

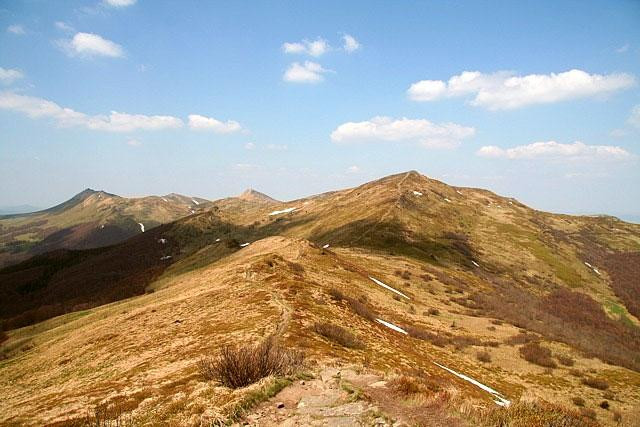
[
  {"left": 190, "top": 209, "right": 195, "bottom": 214},
  {"left": 375, "top": 319, "right": 408, "bottom": 335},
  {"left": 161, "top": 197, "right": 168, "bottom": 202},
  {"left": 269, "top": 207, "right": 296, "bottom": 216},
  {"left": 369, "top": 277, "right": 410, "bottom": 300},
  {"left": 412, "top": 191, "right": 423, "bottom": 196},
  {"left": 584, "top": 262, "right": 593, "bottom": 268},
  {"left": 138, "top": 223, "right": 145, "bottom": 233},
  {"left": 508, "top": 201, "right": 513, "bottom": 205},
  {"left": 456, "top": 190, "right": 463, "bottom": 195},
  {"left": 191, "top": 198, "right": 199, "bottom": 205},
  {"left": 472, "top": 260, "right": 480, "bottom": 268},
  {"left": 158, "top": 238, "right": 167, "bottom": 244},
  {"left": 444, "top": 198, "right": 451, "bottom": 203},
  {"left": 100, "top": 224, "right": 104, "bottom": 229},
  {"left": 240, "top": 242, "right": 250, "bottom": 247},
  {"left": 322, "top": 244, "right": 330, "bottom": 249},
  {"left": 215, "top": 238, "right": 221, "bottom": 242},
  {"left": 592, "top": 267, "right": 601, "bottom": 275},
  {"left": 433, "top": 362, "right": 510, "bottom": 407},
  {"left": 160, "top": 255, "right": 172, "bottom": 260}
]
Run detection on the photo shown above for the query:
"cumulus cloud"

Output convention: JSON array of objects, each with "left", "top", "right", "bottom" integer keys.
[
  {"left": 0, "top": 91, "right": 183, "bottom": 132},
  {"left": 187, "top": 114, "right": 242, "bottom": 133},
  {"left": 244, "top": 142, "right": 256, "bottom": 150},
  {"left": 408, "top": 69, "right": 636, "bottom": 110},
  {"left": 476, "top": 141, "right": 631, "bottom": 161},
  {"left": 342, "top": 34, "right": 360, "bottom": 53},
  {"left": 7, "top": 25, "right": 25, "bottom": 35},
  {"left": 0, "top": 68, "right": 24, "bottom": 85},
  {"left": 283, "top": 61, "right": 330, "bottom": 83},
  {"left": 331, "top": 116, "right": 475, "bottom": 149},
  {"left": 60, "top": 32, "right": 124, "bottom": 58},
  {"left": 103, "top": 0, "right": 137, "bottom": 7},
  {"left": 282, "top": 38, "right": 330, "bottom": 57},
  {"left": 55, "top": 21, "right": 75, "bottom": 32},
  {"left": 627, "top": 105, "right": 640, "bottom": 128}
]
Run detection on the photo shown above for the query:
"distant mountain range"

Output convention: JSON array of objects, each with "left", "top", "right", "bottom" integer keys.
[{"left": 0, "top": 205, "right": 42, "bottom": 215}]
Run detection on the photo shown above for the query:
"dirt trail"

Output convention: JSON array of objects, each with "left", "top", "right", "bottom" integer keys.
[{"left": 271, "top": 291, "right": 292, "bottom": 337}]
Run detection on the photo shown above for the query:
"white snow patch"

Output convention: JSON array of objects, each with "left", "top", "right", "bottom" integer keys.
[
  {"left": 434, "top": 362, "right": 511, "bottom": 407},
  {"left": 138, "top": 223, "right": 145, "bottom": 233},
  {"left": 444, "top": 198, "right": 451, "bottom": 203},
  {"left": 456, "top": 190, "right": 463, "bottom": 195},
  {"left": 508, "top": 201, "right": 513, "bottom": 205},
  {"left": 472, "top": 260, "right": 480, "bottom": 268},
  {"left": 592, "top": 267, "right": 601, "bottom": 275},
  {"left": 158, "top": 238, "right": 167, "bottom": 244},
  {"left": 215, "top": 238, "right": 221, "bottom": 242},
  {"left": 191, "top": 198, "right": 199, "bottom": 205},
  {"left": 584, "top": 262, "right": 593, "bottom": 268},
  {"left": 322, "top": 244, "right": 330, "bottom": 249},
  {"left": 369, "top": 277, "right": 410, "bottom": 300},
  {"left": 240, "top": 242, "right": 250, "bottom": 247},
  {"left": 412, "top": 191, "right": 423, "bottom": 196},
  {"left": 269, "top": 207, "right": 296, "bottom": 216},
  {"left": 160, "top": 255, "right": 172, "bottom": 260},
  {"left": 375, "top": 319, "right": 408, "bottom": 335},
  {"left": 162, "top": 197, "right": 168, "bottom": 202},
  {"left": 190, "top": 209, "right": 195, "bottom": 214},
  {"left": 100, "top": 225, "right": 105, "bottom": 229}
]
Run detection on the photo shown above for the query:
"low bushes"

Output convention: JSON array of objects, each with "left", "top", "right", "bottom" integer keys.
[
  {"left": 481, "top": 399, "right": 599, "bottom": 427},
  {"left": 476, "top": 350, "right": 492, "bottom": 363},
  {"left": 198, "top": 336, "right": 304, "bottom": 388},
  {"left": 581, "top": 376, "right": 609, "bottom": 390},
  {"left": 519, "top": 342, "right": 557, "bottom": 368},
  {"left": 313, "top": 322, "right": 363, "bottom": 349}
]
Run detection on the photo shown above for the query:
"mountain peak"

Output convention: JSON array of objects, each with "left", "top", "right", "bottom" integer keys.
[{"left": 237, "top": 188, "right": 278, "bottom": 203}]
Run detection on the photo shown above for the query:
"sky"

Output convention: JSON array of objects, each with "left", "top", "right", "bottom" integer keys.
[{"left": 1, "top": 0, "right": 639, "bottom": 220}]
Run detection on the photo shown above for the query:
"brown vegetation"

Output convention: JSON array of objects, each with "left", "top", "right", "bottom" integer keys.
[
  {"left": 581, "top": 376, "right": 609, "bottom": 390},
  {"left": 476, "top": 350, "right": 492, "bottom": 363},
  {"left": 198, "top": 337, "right": 303, "bottom": 388},
  {"left": 481, "top": 399, "right": 599, "bottom": 427},
  {"left": 519, "top": 342, "right": 557, "bottom": 368},
  {"left": 313, "top": 322, "right": 362, "bottom": 349}
]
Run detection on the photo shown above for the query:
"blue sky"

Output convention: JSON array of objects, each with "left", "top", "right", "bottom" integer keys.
[{"left": 1, "top": 0, "right": 639, "bottom": 219}]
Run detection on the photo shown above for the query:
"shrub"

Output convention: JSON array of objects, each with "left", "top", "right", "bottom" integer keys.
[
  {"left": 572, "top": 397, "right": 585, "bottom": 407},
  {"left": 427, "top": 308, "right": 439, "bottom": 316},
  {"left": 569, "top": 369, "right": 583, "bottom": 377},
  {"left": 198, "top": 336, "right": 303, "bottom": 388},
  {"left": 313, "top": 322, "right": 362, "bottom": 349},
  {"left": 328, "top": 288, "right": 344, "bottom": 302},
  {"left": 581, "top": 376, "right": 609, "bottom": 390},
  {"left": 603, "top": 391, "right": 615, "bottom": 400},
  {"left": 482, "top": 399, "right": 599, "bottom": 427},
  {"left": 505, "top": 332, "right": 539, "bottom": 345},
  {"left": 476, "top": 350, "right": 492, "bottom": 363},
  {"left": 388, "top": 375, "right": 421, "bottom": 396},
  {"left": 613, "top": 410, "right": 622, "bottom": 423},
  {"left": 599, "top": 400, "right": 609, "bottom": 410},
  {"left": 557, "top": 355, "right": 575, "bottom": 366},
  {"left": 519, "top": 342, "right": 557, "bottom": 368},
  {"left": 580, "top": 408, "right": 597, "bottom": 420}
]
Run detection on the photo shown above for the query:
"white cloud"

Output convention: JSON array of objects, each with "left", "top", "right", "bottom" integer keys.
[
  {"left": 7, "top": 25, "right": 25, "bottom": 35},
  {"left": 103, "top": 0, "right": 137, "bottom": 7},
  {"left": 342, "top": 34, "right": 360, "bottom": 53},
  {"left": 616, "top": 44, "right": 629, "bottom": 53},
  {"left": 60, "top": 32, "right": 124, "bottom": 58},
  {"left": 477, "top": 141, "right": 631, "bottom": 161},
  {"left": 627, "top": 105, "right": 640, "bottom": 128},
  {"left": 0, "top": 91, "right": 183, "bottom": 132},
  {"left": 267, "top": 144, "right": 287, "bottom": 151},
  {"left": 282, "top": 38, "right": 330, "bottom": 57},
  {"left": 408, "top": 69, "right": 636, "bottom": 110},
  {"left": 346, "top": 165, "right": 360, "bottom": 173},
  {"left": 283, "top": 61, "right": 330, "bottom": 83},
  {"left": 331, "top": 116, "right": 475, "bottom": 149},
  {"left": 0, "top": 68, "right": 24, "bottom": 85},
  {"left": 187, "top": 114, "right": 242, "bottom": 133},
  {"left": 55, "top": 21, "right": 75, "bottom": 32},
  {"left": 244, "top": 142, "right": 256, "bottom": 150},
  {"left": 126, "top": 138, "right": 141, "bottom": 146}
]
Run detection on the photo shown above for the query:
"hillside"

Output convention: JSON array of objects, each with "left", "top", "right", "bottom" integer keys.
[
  {"left": 0, "top": 189, "right": 211, "bottom": 268},
  {"left": 1, "top": 171, "right": 639, "bottom": 426}
]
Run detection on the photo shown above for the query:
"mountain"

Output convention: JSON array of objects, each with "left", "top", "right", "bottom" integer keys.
[
  {"left": 237, "top": 188, "right": 279, "bottom": 203},
  {"left": 1, "top": 171, "right": 639, "bottom": 426},
  {"left": 0, "top": 188, "right": 211, "bottom": 268},
  {"left": 0, "top": 205, "right": 42, "bottom": 215}
]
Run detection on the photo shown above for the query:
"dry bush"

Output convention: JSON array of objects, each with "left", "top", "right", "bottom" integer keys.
[
  {"left": 405, "top": 326, "right": 451, "bottom": 347},
  {"left": 581, "top": 376, "right": 609, "bottom": 390},
  {"left": 328, "top": 288, "right": 344, "bottom": 302},
  {"left": 313, "top": 322, "right": 362, "bottom": 349},
  {"left": 519, "top": 342, "right": 557, "bottom": 368},
  {"left": 481, "top": 399, "right": 599, "bottom": 427},
  {"left": 600, "top": 252, "right": 640, "bottom": 319},
  {"left": 505, "top": 331, "right": 539, "bottom": 345},
  {"left": 603, "top": 391, "right": 615, "bottom": 400},
  {"left": 569, "top": 369, "right": 583, "bottom": 377},
  {"left": 600, "top": 400, "right": 610, "bottom": 410},
  {"left": 557, "top": 354, "right": 575, "bottom": 366},
  {"left": 198, "top": 336, "right": 303, "bottom": 388},
  {"left": 346, "top": 297, "right": 376, "bottom": 321},
  {"left": 427, "top": 308, "right": 439, "bottom": 316},
  {"left": 572, "top": 396, "right": 585, "bottom": 407},
  {"left": 613, "top": 410, "right": 622, "bottom": 423},
  {"left": 476, "top": 350, "right": 491, "bottom": 363},
  {"left": 388, "top": 375, "right": 422, "bottom": 396},
  {"left": 580, "top": 408, "right": 597, "bottom": 420}
]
